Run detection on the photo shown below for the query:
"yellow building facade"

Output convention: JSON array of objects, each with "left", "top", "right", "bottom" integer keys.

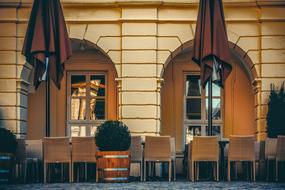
[{"left": 0, "top": 1, "right": 285, "bottom": 171}]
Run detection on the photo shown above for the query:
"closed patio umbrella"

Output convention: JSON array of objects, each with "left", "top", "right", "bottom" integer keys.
[
  {"left": 22, "top": 0, "right": 71, "bottom": 136},
  {"left": 192, "top": 0, "right": 232, "bottom": 135}
]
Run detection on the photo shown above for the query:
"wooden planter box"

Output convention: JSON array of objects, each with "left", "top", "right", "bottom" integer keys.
[
  {"left": 0, "top": 153, "right": 14, "bottom": 184},
  {"left": 96, "top": 151, "right": 130, "bottom": 183}
]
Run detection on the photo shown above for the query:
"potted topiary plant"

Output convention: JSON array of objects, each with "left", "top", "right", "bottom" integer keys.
[
  {"left": 0, "top": 127, "right": 18, "bottom": 183},
  {"left": 95, "top": 120, "right": 131, "bottom": 182},
  {"left": 266, "top": 83, "right": 285, "bottom": 138}
]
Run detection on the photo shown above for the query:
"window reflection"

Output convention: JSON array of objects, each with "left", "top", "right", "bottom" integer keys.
[
  {"left": 206, "top": 126, "right": 221, "bottom": 138},
  {"left": 90, "top": 75, "right": 105, "bottom": 97},
  {"left": 206, "top": 98, "right": 221, "bottom": 120},
  {"left": 206, "top": 82, "right": 221, "bottom": 97},
  {"left": 186, "top": 99, "right": 201, "bottom": 119},
  {"left": 71, "top": 99, "right": 86, "bottom": 120},
  {"left": 186, "top": 75, "right": 201, "bottom": 96},
  {"left": 71, "top": 75, "right": 86, "bottom": 96},
  {"left": 90, "top": 99, "right": 105, "bottom": 120}
]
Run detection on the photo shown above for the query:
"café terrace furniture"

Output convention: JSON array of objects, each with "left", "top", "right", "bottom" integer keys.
[
  {"left": 170, "top": 137, "right": 176, "bottom": 181},
  {"left": 227, "top": 135, "right": 256, "bottom": 182},
  {"left": 43, "top": 137, "right": 72, "bottom": 183},
  {"left": 130, "top": 136, "right": 144, "bottom": 181},
  {"left": 276, "top": 135, "right": 285, "bottom": 182},
  {"left": 144, "top": 136, "right": 172, "bottom": 181},
  {"left": 71, "top": 137, "right": 97, "bottom": 182},
  {"left": 24, "top": 140, "right": 43, "bottom": 183},
  {"left": 190, "top": 136, "right": 219, "bottom": 182},
  {"left": 14, "top": 139, "right": 26, "bottom": 181},
  {"left": 265, "top": 137, "right": 277, "bottom": 180}
]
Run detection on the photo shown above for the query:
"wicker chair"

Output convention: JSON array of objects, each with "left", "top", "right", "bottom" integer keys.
[
  {"left": 43, "top": 137, "right": 71, "bottom": 183},
  {"left": 24, "top": 140, "right": 43, "bottom": 183},
  {"left": 265, "top": 137, "right": 277, "bottom": 180},
  {"left": 170, "top": 137, "right": 176, "bottom": 181},
  {"left": 144, "top": 136, "right": 171, "bottom": 181},
  {"left": 190, "top": 136, "right": 219, "bottom": 182},
  {"left": 130, "top": 136, "right": 143, "bottom": 181},
  {"left": 276, "top": 136, "right": 285, "bottom": 181},
  {"left": 227, "top": 135, "right": 256, "bottom": 181},
  {"left": 71, "top": 137, "right": 97, "bottom": 182}
]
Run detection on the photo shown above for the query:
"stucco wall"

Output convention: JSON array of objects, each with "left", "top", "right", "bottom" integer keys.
[{"left": 0, "top": 0, "right": 284, "bottom": 140}]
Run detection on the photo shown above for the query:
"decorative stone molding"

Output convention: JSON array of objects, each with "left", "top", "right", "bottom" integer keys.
[{"left": 156, "top": 78, "right": 164, "bottom": 92}]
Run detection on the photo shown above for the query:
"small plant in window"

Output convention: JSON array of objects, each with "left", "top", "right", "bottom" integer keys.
[
  {"left": 266, "top": 83, "right": 285, "bottom": 138},
  {"left": 95, "top": 120, "right": 131, "bottom": 151}
]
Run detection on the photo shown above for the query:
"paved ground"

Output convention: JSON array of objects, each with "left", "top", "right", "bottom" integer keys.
[{"left": 1, "top": 182, "right": 285, "bottom": 190}]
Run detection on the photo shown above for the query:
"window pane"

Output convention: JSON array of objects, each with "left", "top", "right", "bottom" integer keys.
[
  {"left": 71, "top": 98, "right": 86, "bottom": 120},
  {"left": 90, "top": 99, "right": 105, "bottom": 120},
  {"left": 186, "top": 125, "right": 201, "bottom": 143},
  {"left": 71, "top": 125, "right": 89, "bottom": 137},
  {"left": 90, "top": 75, "right": 105, "bottom": 96},
  {"left": 186, "top": 98, "right": 201, "bottom": 119},
  {"left": 206, "top": 126, "right": 221, "bottom": 138},
  {"left": 206, "top": 98, "right": 221, "bottom": 120},
  {"left": 206, "top": 82, "right": 221, "bottom": 97},
  {"left": 71, "top": 75, "right": 86, "bottom": 97},
  {"left": 186, "top": 75, "right": 201, "bottom": 96}
]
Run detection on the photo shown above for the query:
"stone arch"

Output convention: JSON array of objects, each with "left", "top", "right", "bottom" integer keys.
[
  {"left": 27, "top": 38, "right": 118, "bottom": 139},
  {"left": 160, "top": 39, "right": 257, "bottom": 151},
  {"left": 160, "top": 40, "right": 258, "bottom": 84}
]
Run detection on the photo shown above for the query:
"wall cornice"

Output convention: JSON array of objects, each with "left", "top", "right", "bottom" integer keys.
[{"left": 0, "top": 0, "right": 285, "bottom": 8}]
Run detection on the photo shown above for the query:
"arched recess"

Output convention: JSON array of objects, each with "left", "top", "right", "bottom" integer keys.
[
  {"left": 27, "top": 39, "right": 118, "bottom": 139},
  {"left": 161, "top": 40, "right": 257, "bottom": 152}
]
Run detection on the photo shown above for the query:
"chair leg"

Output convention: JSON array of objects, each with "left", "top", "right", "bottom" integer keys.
[
  {"left": 85, "top": 162, "right": 88, "bottom": 181},
  {"left": 144, "top": 161, "right": 147, "bottom": 181},
  {"left": 227, "top": 161, "right": 231, "bottom": 181},
  {"left": 168, "top": 161, "right": 171, "bottom": 182},
  {"left": 275, "top": 160, "right": 278, "bottom": 181},
  {"left": 69, "top": 162, "right": 72, "bottom": 183},
  {"left": 140, "top": 161, "right": 143, "bottom": 182},
  {"left": 96, "top": 164, "right": 99, "bottom": 183},
  {"left": 253, "top": 161, "right": 256, "bottom": 182},
  {"left": 196, "top": 162, "right": 200, "bottom": 181},
  {"left": 71, "top": 162, "right": 74, "bottom": 183},
  {"left": 191, "top": 161, "right": 194, "bottom": 182},
  {"left": 217, "top": 161, "right": 219, "bottom": 182},
  {"left": 23, "top": 161, "right": 27, "bottom": 183},
  {"left": 173, "top": 159, "right": 176, "bottom": 181},
  {"left": 44, "top": 163, "right": 47, "bottom": 183}
]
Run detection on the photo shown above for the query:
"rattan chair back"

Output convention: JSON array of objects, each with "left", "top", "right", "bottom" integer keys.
[
  {"left": 25, "top": 140, "right": 43, "bottom": 160},
  {"left": 265, "top": 137, "right": 277, "bottom": 160},
  {"left": 276, "top": 136, "right": 285, "bottom": 161},
  {"left": 170, "top": 137, "right": 176, "bottom": 159},
  {"left": 15, "top": 139, "right": 26, "bottom": 163},
  {"left": 191, "top": 136, "right": 219, "bottom": 162},
  {"left": 71, "top": 137, "right": 96, "bottom": 162},
  {"left": 130, "top": 136, "right": 143, "bottom": 162},
  {"left": 228, "top": 135, "right": 255, "bottom": 161},
  {"left": 144, "top": 136, "right": 171, "bottom": 161},
  {"left": 43, "top": 137, "right": 71, "bottom": 163}
]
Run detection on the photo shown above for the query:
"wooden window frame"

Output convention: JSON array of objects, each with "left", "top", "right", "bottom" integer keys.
[{"left": 66, "top": 71, "right": 107, "bottom": 137}]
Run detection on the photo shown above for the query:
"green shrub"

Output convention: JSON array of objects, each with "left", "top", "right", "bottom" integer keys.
[
  {"left": 266, "top": 83, "right": 285, "bottom": 138},
  {"left": 0, "top": 128, "right": 18, "bottom": 154},
  {"left": 95, "top": 120, "right": 131, "bottom": 151}
]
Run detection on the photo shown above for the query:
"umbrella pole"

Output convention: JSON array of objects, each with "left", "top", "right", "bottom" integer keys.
[
  {"left": 45, "top": 57, "right": 50, "bottom": 137},
  {"left": 208, "top": 77, "right": 213, "bottom": 136}
]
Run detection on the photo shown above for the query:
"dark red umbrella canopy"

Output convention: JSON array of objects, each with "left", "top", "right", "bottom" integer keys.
[
  {"left": 22, "top": 0, "right": 71, "bottom": 89},
  {"left": 192, "top": 0, "right": 232, "bottom": 88}
]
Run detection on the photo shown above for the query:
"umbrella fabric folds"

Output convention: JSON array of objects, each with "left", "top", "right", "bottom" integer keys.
[
  {"left": 22, "top": 0, "right": 71, "bottom": 136},
  {"left": 22, "top": 0, "right": 71, "bottom": 89},
  {"left": 192, "top": 0, "right": 232, "bottom": 88}
]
